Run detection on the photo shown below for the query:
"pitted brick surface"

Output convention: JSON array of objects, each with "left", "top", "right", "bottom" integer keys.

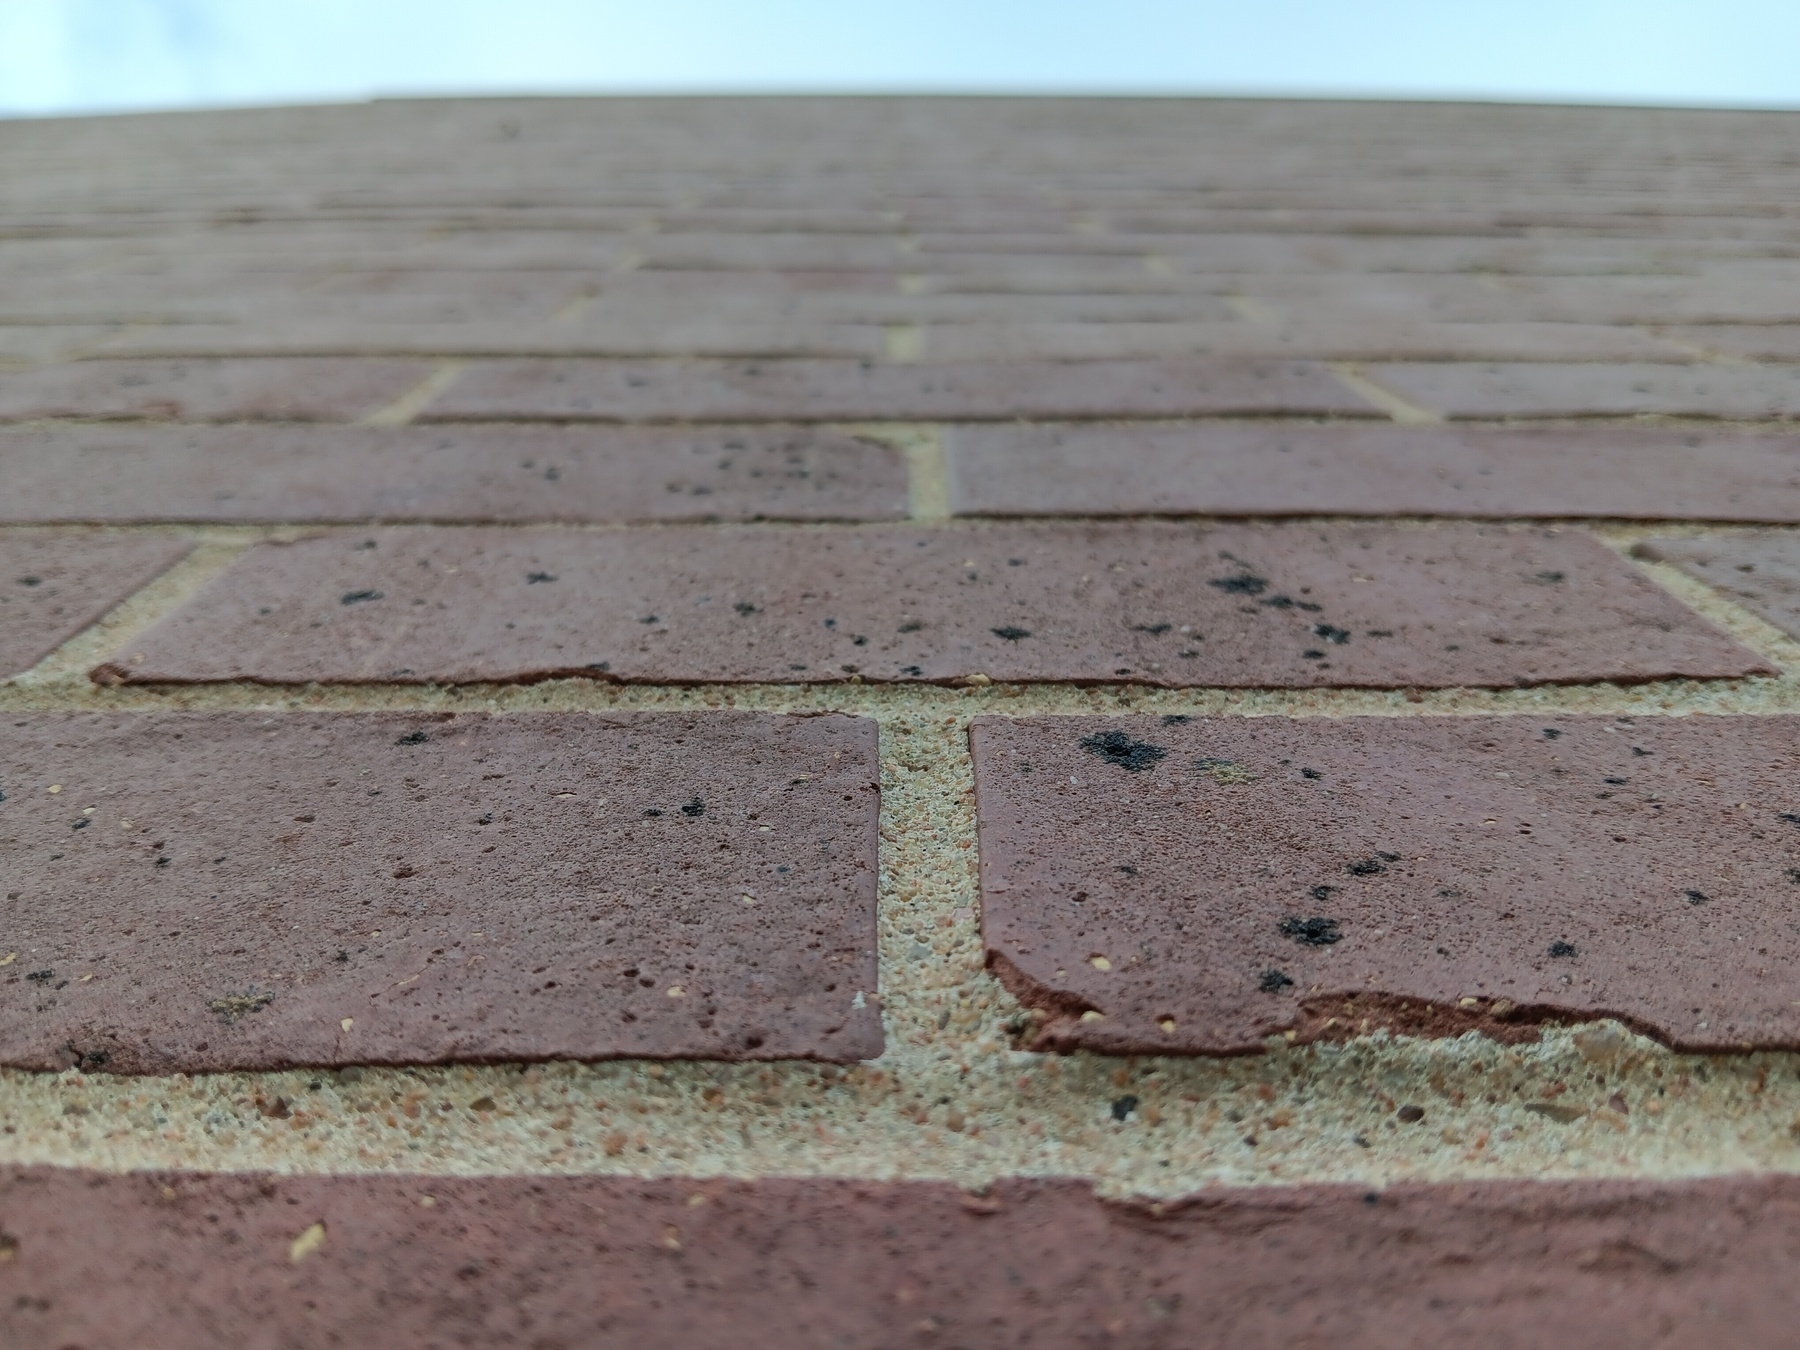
[
  {"left": 948, "top": 423, "right": 1800, "bottom": 521},
  {"left": 93, "top": 521, "right": 1766, "bottom": 689},
  {"left": 973, "top": 714, "right": 1800, "bottom": 1054},
  {"left": 0, "top": 358, "right": 434, "bottom": 423},
  {"left": 6, "top": 1167, "right": 1800, "bottom": 1349},
  {"left": 0, "top": 532, "right": 190, "bottom": 676},
  {"left": 425, "top": 357, "right": 1378, "bottom": 421},
  {"left": 1637, "top": 532, "right": 1800, "bottom": 643},
  {"left": 0, "top": 711, "right": 881, "bottom": 1071},
  {"left": 1368, "top": 362, "right": 1800, "bottom": 420},
  {"left": 0, "top": 424, "right": 907, "bottom": 523}
]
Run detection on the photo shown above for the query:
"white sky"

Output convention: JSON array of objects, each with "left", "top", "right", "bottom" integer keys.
[{"left": 2, "top": 0, "right": 1798, "bottom": 116}]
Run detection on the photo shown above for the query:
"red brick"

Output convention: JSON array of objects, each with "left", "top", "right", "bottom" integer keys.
[
  {"left": 1367, "top": 362, "right": 1800, "bottom": 419},
  {"left": 0, "top": 358, "right": 435, "bottom": 423},
  {"left": 424, "top": 357, "right": 1378, "bottom": 422},
  {"left": 918, "top": 320, "right": 1689, "bottom": 363},
  {"left": 973, "top": 714, "right": 1800, "bottom": 1055},
  {"left": 0, "top": 711, "right": 880, "bottom": 1071},
  {"left": 7, "top": 1167, "right": 1800, "bottom": 1348},
  {"left": 0, "top": 532, "right": 190, "bottom": 676},
  {"left": 1635, "top": 533, "right": 1800, "bottom": 641},
  {"left": 1668, "top": 326, "right": 1800, "bottom": 362},
  {"left": 93, "top": 522, "right": 1766, "bottom": 689},
  {"left": 0, "top": 425, "right": 906, "bottom": 524},
  {"left": 947, "top": 423, "right": 1800, "bottom": 521}
]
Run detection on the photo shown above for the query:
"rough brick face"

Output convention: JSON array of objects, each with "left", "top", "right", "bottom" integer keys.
[
  {"left": 947, "top": 423, "right": 1800, "bottom": 521},
  {"left": 1366, "top": 362, "right": 1800, "bottom": 419},
  {"left": 94, "top": 522, "right": 1766, "bottom": 689},
  {"left": 425, "top": 357, "right": 1379, "bottom": 421},
  {"left": 973, "top": 714, "right": 1800, "bottom": 1054},
  {"left": 0, "top": 358, "right": 435, "bottom": 422},
  {"left": 7, "top": 1168, "right": 1800, "bottom": 1349},
  {"left": 0, "top": 424, "right": 908, "bottom": 524},
  {"left": 0, "top": 711, "right": 882, "bottom": 1071}
]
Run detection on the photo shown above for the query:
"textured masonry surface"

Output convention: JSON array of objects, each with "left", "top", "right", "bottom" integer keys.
[
  {"left": 973, "top": 714, "right": 1800, "bottom": 1055},
  {"left": 948, "top": 423, "right": 1800, "bottom": 521},
  {"left": 6, "top": 1166, "right": 1800, "bottom": 1348},
  {"left": 0, "top": 424, "right": 910, "bottom": 524},
  {"left": 97, "top": 521, "right": 1765, "bottom": 689},
  {"left": 0, "top": 710, "right": 882, "bottom": 1071},
  {"left": 9, "top": 96, "right": 1800, "bottom": 1344}
]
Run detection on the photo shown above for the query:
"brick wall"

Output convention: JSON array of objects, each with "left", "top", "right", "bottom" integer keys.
[{"left": 5, "top": 98, "right": 1800, "bottom": 1345}]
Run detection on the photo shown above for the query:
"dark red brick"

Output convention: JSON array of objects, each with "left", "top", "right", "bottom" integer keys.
[
  {"left": 1669, "top": 326, "right": 1800, "bottom": 362},
  {"left": 93, "top": 522, "right": 1766, "bottom": 689},
  {"left": 0, "top": 711, "right": 880, "bottom": 1071},
  {"left": 1366, "top": 362, "right": 1800, "bottom": 419},
  {"left": 948, "top": 422, "right": 1800, "bottom": 521},
  {"left": 424, "top": 357, "right": 1378, "bottom": 422},
  {"left": 973, "top": 713, "right": 1800, "bottom": 1055},
  {"left": 0, "top": 532, "right": 190, "bottom": 676},
  {"left": 1635, "top": 533, "right": 1800, "bottom": 641},
  {"left": 0, "top": 358, "right": 436, "bottom": 423},
  {"left": 0, "top": 424, "right": 906, "bottom": 524},
  {"left": 7, "top": 1167, "right": 1800, "bottom": 1348}
]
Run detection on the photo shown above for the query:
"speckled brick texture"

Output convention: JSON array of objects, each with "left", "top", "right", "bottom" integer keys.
[
  {"left": 0, "top": 424, "right": 908, "bottom": 524},
  {"left": 0, "top": 532, "right": 190, "bottom": 676},
  {"left": 1367, "top": 363, "right": 1800, "bottom": 420},
  {"left": 93, "top": 521, "right": 1767, "bottom": 689},
  {"left": 7, "top": 1167, "right": 1800, "bottom": 1349},
  {"left": 0, "top": 357, "right": 434, "bottom": 423},
  {"left": 948, "top": 423, "right": 1800, "bottom": 521},
  {"left": 425, "top": 357, "right": 1380, "bottom": 421},
  {"left": 0, "top": 711, "right": 882, "bottom": 1071},
  {"left": 973, "top": 714, "right": 1800, "bottom": 1054}
]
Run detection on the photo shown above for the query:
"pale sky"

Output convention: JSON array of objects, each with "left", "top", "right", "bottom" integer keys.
[{"left": 2, "top": 0, "right": 1798, "bottom": 116}]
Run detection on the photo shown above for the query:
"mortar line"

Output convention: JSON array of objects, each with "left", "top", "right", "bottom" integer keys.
[
  {"left": 1327, "top": 362, "right": 1445, "bottom": 425},
  {"left": 357, "top": 360, "right": 465, "bottom": 427}
]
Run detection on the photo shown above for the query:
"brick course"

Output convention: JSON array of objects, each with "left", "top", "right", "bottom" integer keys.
[
  {"left": 7, "top": 1167, "right": 1800, "bottom": 1348},
  {"left": 0, "top": 711, "right": 881, "bottom": 1071},
  {"left": 0, "top": 424, "right": 907, "bottom": 524},
  {"left": 93, "top": 522, "right": 1766, "bottom": 689},
  {"left": 973, "top": 714, "right": 1800, "bottom": 1054}
]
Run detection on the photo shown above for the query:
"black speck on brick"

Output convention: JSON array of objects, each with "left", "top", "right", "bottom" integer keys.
[
  {"left": 1543, "top": 728, "right": 1562, "bottom": 739},
  {"left": 526, "top": 572, "right": 557, "bottom": 584},
  {"left": 1111, "top": 1095, "right": 1139, "bottom": 1122},
  {"left": 1131, "top": 623, "right": 1172, "bottom": 634},
  {"left": 1209, "top": 574, "right": 1267, "bottom": 596},
  {"left": 1549, "top": 941, "right": 1578, "bottom": 957},
  {"left": 1278, "top": 916, "right": 1342, "bottom": 946},
  {"left": 395, "top": 731, "right": 430, "bottom": 746},
  {"left": 1259, "top": 968, "right": 1295, "bottom": 993},
  {"left": 680, "top": 796, "right": 705, "bottom": 817},
  {"left": 1079, "top": 731, "right": 1167, "bottom": 772},
  {"left": 992, "top": 626, "right": 1031, "bottom": 641},
  {"left": 1347, "top": 858, "right": 1387, "bottom": 877},
  {"left": 1684, "top": 889, "right": 1709, "bottom": 905},
  {"left": 734, "top": 602, "right": 760, "bottom": 615},
  {"left": 1309, "top": 884, "right": 1336, "bottom": 901},
  {"left": 1313, "top": 624, "right": 1351, "bottom": 644},
  {"left": 1301, "top": 767, "right": 1322, "bottom": 779},
  {"left": 340, "top": 589, "right": 383, "bottom": 605}
]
